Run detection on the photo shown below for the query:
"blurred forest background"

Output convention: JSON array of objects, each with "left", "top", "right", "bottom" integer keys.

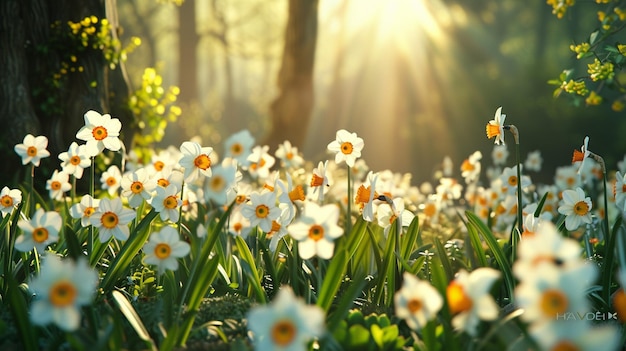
[{"left": 1, "top": 0, "right": 625, "bottom": 185}]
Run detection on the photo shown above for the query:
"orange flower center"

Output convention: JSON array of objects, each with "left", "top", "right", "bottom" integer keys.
[
  {"left": 289, "top": 185, "right": 305, "bottom": 202},
  {"left": 230, "top": 143, "right": 243, "bottom": 155},
  {"left": 194, "top": 154, "right": 211, "bottom": 170},
  {"left": 154, "top": 161, "right": 165, "bottom": 172},
  {"left": 32, "top": 227, "right": 49, "bottom": 243},
  {"left": 461, "top": 159, "right": 475, "bottom": 172},
  {"left": 131, "top": 181, "right": 144, "bottom": 194},
  {"left": 270, "top": 220, "right": 281, "bottom": 233},
  {"left": 255, "top": 204, "right": 269, "bottom": 219},
  {"left": 423, "top": 203, "right": 437, "bottom": 217},
  {"left": 271, "top": 319, "right": 297, "bottom": 346},
  {"left": 164, "top": 195, "right": 179, "bottom": 209},
  {"left": 507, "top": 175, "right": 518, "bottom": 187},
  {"left": 50, "top": 181, "right": 62, "bottom": 191},
  {"left": 92, "top": 126, "right": 108, "bottom": 141},
  {"left": 101, "top": 212, "right": 119, "bottom": 229},
  {"left": 573, "top": 201, "right": 589, "bottom": 216},
  {"left": 571, "top": 149, "right": 585, "bottom": 163},
  {"left": 235, "top": 195, "right": 248, "bottom": 204},
  {"left": 286, "top": 152, "right": 294, "bottom": 160},
  {"left": 49, "top": 280, "right": 77, "bottom": 307},
  {"left": 106, "top": 177, "right": 117, "bottom": 186},
  {"left": 157, "top": 178, "right": 170, "bottom": 187},
  {"left": 308, "top": 224, "right": 325, "bottom": 241},
  {"left": 154, "top": 243, "right": 172, "bottom": 259},
  {"left": 539, "top": 289, "right": 568, "bottom": 317},
  {"left": 355, "top": 185, "right": 372, "bottom": 204},
  {"left": 1, "top": 195, "right": 14, "bottom": 207},
  {"left": 486, "top": 123, "right": 501, "bottom": 139},
  {"left": 27, "top": 146, "right": 38, "bottom": 157},
  {"left": 340, "top": 142, "right": 353, "bottom": 155},
  {"left": 407, "top": 298, "right": 423, "bottom": 313},
  {"left": 447, "top": 281, "right": 473, "bottom": 314},
  {"left": 210, "top": 176, "right": 225, "bottom": 191},
  {"left": 233, "top": 222, "right": 243, "bottom": 232},
  {"left": 69, "top": 155, "right": 81, "bottom": 166},
  {"left": 613, "top": 288, "right": 626, "bottom": 322},
  {"left": 83, "top": 206, "right": 96, "bottom": 217},
  {"left": 551, "top": 341, "right": 579, "bottom": 351},
  {"left": 310, "top": 174, "right": 325, "bottom": 187}
]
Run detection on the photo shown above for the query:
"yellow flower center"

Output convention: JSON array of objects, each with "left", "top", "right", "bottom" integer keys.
[
  {"left": 84, "top": 206, "right": 95, "bottom": 217},
  {"left": 340, "top": 142, "right": 353, "bottom": 155},
  {"left": 32, "top": 227, "right": 49, "bottom": 243},
  {"left": 507, "top": 176, "right": 518, "bottom": 187},
  {"left": 540, "top": 289, "right": 568, "bottom": 317},
  {"left": 551, "top": 340, "right": 579, "bottom": 351},
  {"left": 573, "top": 201, "right": 589, "bottom": 216},
  {"left": 164, "top": 195, "right": 179, "bottom": 209},
  {"left": 92, "top": 126, "right": 108, "bottom": 141},
  {"left": 154, "top": 243, "right": 172, "bottom": 259},
  {"left": 69, "top": 155, "right": 81, "bottom": 166},
  {"left": 154, "top": 161, "right": 165, "bottom": 172},
  {"left": 255, "top": 204, "right": 269, "bottom": 219},
  {"left": 271, "top": 319, "right": 297, "bottom": 346},
  {"left": 157, "top": 178, "right": 170, "bottom": 187},
  {"left": 27, "top": 146, "right": 38, "bottom": 157},
  {"left": 230, "top": 143, "right": 243, "bottom": 155},
  {"left": 447, "top": 281, "right": 473, "bottom": 314},
  {"left": 210, "top": 176, "right": 225, "bottom": 191},
  {"left": 407, "top": 298, "right": 423, "bottom": 313},
  {"left": 286, "top": 152, "right": 294, "bottom": 160},
  {"left": 308, "top": 224, "right": 325, "bottom": 241},
  {"left": 233, "top": 222, "right": 243, "bottom": 233},
  {"left": 193, "top": 154, "right": 211, "bottom": 170},
  {"left": 423, "top": 203, "right": 437, "bottom": 217},
  {"left": 310, "top": 174, "right": 325, "bottom": 187},
  {"left": 289, "top": 185, "right": 305, "bottom": 202},
  {"left": 101, "top": 212, "right": 119, "bottom": 229},
  {"left": 1, "top": 195, "right": 14, "bottom": 207},
  {"left": 485, "top": 123, "right": 501, "bottom": 139},
  {"left": 131, "top": 181, "right": 144, "bottom": 194},
  {"left": 49, "top": 280, "right": 77, "bottom": 307},
  {"left": 235, "top": 195, "right": 247, "bottom": 204}
]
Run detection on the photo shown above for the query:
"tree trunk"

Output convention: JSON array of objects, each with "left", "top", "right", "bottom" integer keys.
[
  {"left": 264, "top": 0, "right": 318, "bottom": 149},
  {"left": 178, "top": 0, "right": 199, "bottom": 104}
]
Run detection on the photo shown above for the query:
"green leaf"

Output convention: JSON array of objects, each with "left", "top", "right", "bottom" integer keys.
[
  {"left": 317, "top": 249, "right": 349, "bottom": 312},
  {"left": 589, "top": 31, "right": 599, "bottom": 45},
  {"left": 235, "top": 235, "right": 267, "bottom": 303},
  {"left": 111, "top": 290, "right": 157, "bottom": 351},
  {"left": 347, "top": 324, "right": 370, "bottom": 348},
  {"left": 5, "top": 275, "right": 38, "bottom": 351}
]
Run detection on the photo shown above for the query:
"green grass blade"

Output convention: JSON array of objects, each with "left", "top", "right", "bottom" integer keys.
[
  {"left": 111, "top": 290, "right": 157, "bottom": 351},
  {"left": 234, "top": 235, "right": 267, "bottom": 303},
  {"left": 5, "top": 275, "right": 39, "bottom": 351},
  {"left": 316, "top": 249, "right": 349, "bottom": 312}
]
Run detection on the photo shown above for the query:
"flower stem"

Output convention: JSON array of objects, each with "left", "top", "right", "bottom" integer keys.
[
  {"left": 346, "top": 166, "right": 352, "bottom": 235},
  {"left": 88, "top": 156, "right": 95, "bottom": 257},
  {"left": 506, "top": 125, "right": 523, "bottom": 261}
]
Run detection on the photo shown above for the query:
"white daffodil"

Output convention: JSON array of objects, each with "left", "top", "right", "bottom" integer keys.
[
  {"left": 15, "top": 208, "right": 62, "bottom": 253},
  {"left": 179, "top": 140, "right": 214, "bottom": 183},
  {"left": 90, "top": 197, "right": 136, "bottom": 242},
  {"left": 75, "top": 110, "right": 122, "bottom": 157},
  {"left": 394, "top": 272, "right": 443, "bottom": 330},
  {"left": 121, "top": 167, "right": 157, "bottom": 208},
  {"left": 486, "top": 106, "right": 506, "bottom": 145},
  {"left": 247, "top": 287, "right": 325, "bottom": 351},
  {"left": 46, "top": 169, "right": 71, "bottom": 201},
  {"left": 446, "top": 268, "right": 501, "bottom": 336},
  {"left": 14, "top": 134, "right": 50, "bottom": 166},
  {"left": 240, "top": 191, "right": 280, "bottom": 233},
  {"left": 28, "top": 254, "right": 98, "bottom": 331},
  {"left": 247, "top": 145, "right": 275, "bottom": 180},
  {"left": 58, "top": 142, "right": 90, "bottom": 179},
  {"left": 151, "top": 184, "right": 182, "bottom": 223},
  {"left": 558, "top": 187, "right": 593, "bottom": 231},
  {"left": 224, "top": 129, "right": 255, "bottom": 167},
  {"left": 203, "top": 163, "right": 237, "bottom": 206},
  {"left": 327, "top": 129, "right": 364, "bottom": 167},
  {"left": 100, "top": 165, "right": 122, "bottom": 196},
  {"left": 70, "top": 194, "right": 100, "bottom": 227},
  {"left": 288, "top": 201, "right": 343, "bottom": 259},
  {"left": 142, "top": 226, "right": 190, "bottom": 275},
  {"left": 0, "top": 186, "right": 21, "bottom": 218},
  {"left": 460, "top": 151, "right": 482, "bottom": 184},
  {"left": 275, "top": 140, "right": 304, "bottom": 169}
]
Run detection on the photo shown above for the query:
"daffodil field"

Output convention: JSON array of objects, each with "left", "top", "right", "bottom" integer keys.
[{"left": 2, "top": 107, "right": 626, "bottom": 351}]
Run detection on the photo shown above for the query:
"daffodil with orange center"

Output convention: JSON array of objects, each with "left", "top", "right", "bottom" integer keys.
[
  {"left": 28, "top": 254, "right": 98, "bottom": 331},
  {"left": 327, "top": 129, "right": 364, "bottom": 167},
  {"left": 90, "top": 197, "right": 136, "bottom": 242},
  {"left": 309, "top": 160, "right": 330, "bottom": 203},
  {"left": 247, "top": 287, "right": 325, "bottom": 351},
  {"left": 446, "top": 268, "right": 500, "bottom": 336},
  {"left": 58, "top": 142, "right": 90, "bottom": 179},
  {"left": 0, "top": 186, "right": 21, "bottom": 218},
  {"left": 100, "top": 165, "right": 122, "bottom": 196},
  {"left": 485, "top": 106, "right": 506, "bottom": 145},
  {"left": 15, "top": 208, "right": 62, "bottom": 253},
  {"left": 241, "top": 191, "right": 280, "bottom": 233},
  {"left": 151, "top": 184, "right": 183, "bottom": 222},
  {"left": 395, "top": 272, "right": 442, "bottom": 330},
  {"left": 142, "top": 226, "right": 190, "bottom": 275},
  {"left": 275, "top": 140, "right": 304, "bottom": 169},
  {"left": 224, "top": 129, "right": 255, "bottom": 167},
  {"left": 75, "top": 110, "right": 122, "bottom": 157},
  {"left": 14, "top": 134, "right": 50, "bottom": 166},
  {"left": 461, "top": 151, "right": 482, "bottom": 183},
  {"left": 179, "top": 140, "right": 214, "bottom": 182},
  {"left": 354, "top": 171, "right": 378, "bottom": 222},
  {"left": 288, "top": 201, "right": 343, "bottom": 259},
  {"left": 203, "top": 163, "right": 237, "bottom": 206},
  {"left": 557, "top": 187, "right": 593, "bottom": 231},
  {"left": 121, "top": 167, "right": 156, "bottom": 208}
]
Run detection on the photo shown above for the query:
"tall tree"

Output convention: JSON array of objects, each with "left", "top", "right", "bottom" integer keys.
[
  {"left": 264, "top": 0, "right": 318, "bottom": 149},
  {"left": 178, "top": 0, "right": 199, "bottom": 104}
]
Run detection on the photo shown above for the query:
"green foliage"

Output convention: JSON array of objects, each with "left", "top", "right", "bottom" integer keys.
[{"left": 328, "top": 310, "right": 408, "bottom": 351}]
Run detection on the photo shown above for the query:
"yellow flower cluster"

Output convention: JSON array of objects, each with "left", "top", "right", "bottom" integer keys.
[
  {"left": 585, "top": 91, "right": 602, "bottom": 106},
  {"left": 569, "top": 42, "right": 590, "bottom": 59},
  {"left": 546, "top": 0, "right": 575, "bottom": 19},
  {"left": 587, "top": 58, "right": 615, "bottom": 81},
  {"left": 615, "top": 7, "right": 626, "bottom": 20},
  {"left": 560, "top": 79, "right": 588, "bottom": 96},
  {"left": 612, "top": 100, "right": 625, "bottom": 112},
  {"left": 597, "top": 11, "right": 614, "bottom": 30}
]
